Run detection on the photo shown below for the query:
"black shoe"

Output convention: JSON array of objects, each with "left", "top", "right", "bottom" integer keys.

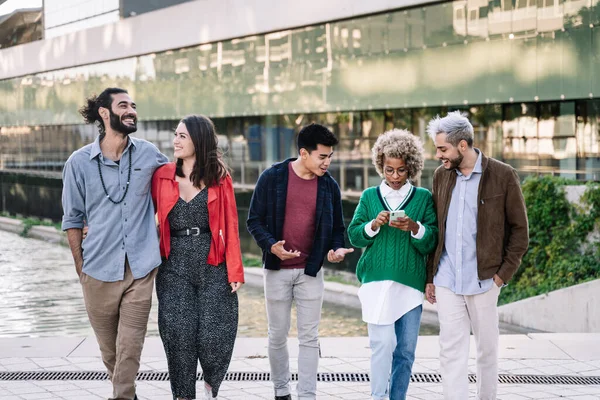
[{"left": 275, "top": 395, "right": 292, "bottom": 400}]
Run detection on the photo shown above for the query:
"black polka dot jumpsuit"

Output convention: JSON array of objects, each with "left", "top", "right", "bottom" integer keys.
[{"left": 156, "top": 188, "right": 238, "bottom": 399}]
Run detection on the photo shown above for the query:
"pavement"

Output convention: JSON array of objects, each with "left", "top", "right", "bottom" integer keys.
[{"left": 0, "top": 334, "right": 599, "bottom": 399}]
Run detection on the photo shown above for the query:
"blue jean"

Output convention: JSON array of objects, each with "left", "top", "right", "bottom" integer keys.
[{"left": 368, "top": 305, "right": 422, "bottom": 400}]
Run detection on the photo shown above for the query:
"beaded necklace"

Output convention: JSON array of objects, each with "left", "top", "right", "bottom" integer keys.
[{"left": 97, "top": 148, "right": 132, "bottom": 204}]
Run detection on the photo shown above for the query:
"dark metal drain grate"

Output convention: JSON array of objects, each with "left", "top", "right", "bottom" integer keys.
[
  {"left": 412, "top": 373, "right": 442, "bottom": 383},
  {"left": 0, "top": 371, "right": 598, "bottom": 385},
  {"left": 496, "top": 374, "right": 600, "bottom": 385}
]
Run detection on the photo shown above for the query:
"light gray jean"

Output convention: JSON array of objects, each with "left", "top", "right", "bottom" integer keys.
[{"left": 264, "top": 268, "right": 324, "bottom": 400}]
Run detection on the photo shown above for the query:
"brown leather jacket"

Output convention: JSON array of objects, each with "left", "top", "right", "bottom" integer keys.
[{"left": 426, "top": 150, "right": 529, "bottom": 284}]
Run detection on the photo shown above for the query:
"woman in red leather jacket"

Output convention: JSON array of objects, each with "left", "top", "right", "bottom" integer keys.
[{"left": 151, "top": 114, "right": 244, "bottom": 400}]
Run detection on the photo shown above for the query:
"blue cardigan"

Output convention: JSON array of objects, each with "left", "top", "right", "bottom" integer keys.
[{"left": 246, "top": 158, "right": 346, "bottom": 277}]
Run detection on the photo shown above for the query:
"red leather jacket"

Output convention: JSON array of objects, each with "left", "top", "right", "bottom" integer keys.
[{"left": 151, "top": 163, "right": 244, "bottom": 283}]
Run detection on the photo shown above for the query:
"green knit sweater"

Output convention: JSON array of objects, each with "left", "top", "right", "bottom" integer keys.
[{"left": 348, "top": 185, "right": 438, "bottom": 292}]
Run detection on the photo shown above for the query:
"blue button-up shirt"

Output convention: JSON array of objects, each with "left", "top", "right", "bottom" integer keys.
[
  {"left": 434, "top": 150, "right": 493, "bottom": 295},
  {"left": 61, "top": 136, "right": 169, "bottom": 282}
]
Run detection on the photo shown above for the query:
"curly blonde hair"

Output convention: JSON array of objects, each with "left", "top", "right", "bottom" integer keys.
[{"left": 371, "top": 129, "right": 425, "bottom": 180}]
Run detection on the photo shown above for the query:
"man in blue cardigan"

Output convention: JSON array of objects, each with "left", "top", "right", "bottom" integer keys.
[{"left": 247, "top": 123, "right": 353, "bottom": 400}]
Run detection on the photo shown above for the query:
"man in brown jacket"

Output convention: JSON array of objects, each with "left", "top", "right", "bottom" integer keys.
[{"left": 425, "top": 111, "right": 529, "bottom": 400}]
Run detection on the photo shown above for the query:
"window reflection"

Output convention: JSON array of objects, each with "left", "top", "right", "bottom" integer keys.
[
  {"left": 503, "top": 103, "right": 538, "bottom": 174},
  {"left": 1, "top": 100, "right": 598, "bottom": 188},
  {"left": 0, "top": 0, "right": 598, "bottom": 124},
  {"left": 1, "top": 0, "right": 600, "bottom": 187},
  {"left": 575, "top": 100, "right": 600, "bottom": 180},
  {"left": 121, "top": 0, "right": 196, "bottom": 18}
]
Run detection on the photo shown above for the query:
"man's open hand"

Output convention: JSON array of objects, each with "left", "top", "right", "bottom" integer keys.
[
  {"left": 327, "top": 247, "right": 354, "bottom": 263},
  {"left": 270, "top": 240, "right": 301, "bottom": 261}
]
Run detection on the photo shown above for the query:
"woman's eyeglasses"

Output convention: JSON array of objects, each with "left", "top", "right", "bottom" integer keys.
[{"left": 384, "top": 168, "right": 408, "bottom": 177}]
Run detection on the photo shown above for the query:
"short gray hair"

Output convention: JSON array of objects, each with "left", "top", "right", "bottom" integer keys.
[{"left": 426, "top": 111, "right": 474, "bottom": 147}]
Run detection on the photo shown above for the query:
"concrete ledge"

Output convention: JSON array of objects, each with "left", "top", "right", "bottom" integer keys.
[
  {"left": 28, "top": 225, "right": 68, "bottom": 245},
  {"left": 243, "top": 266, "right": 264, "bottom": 288},
  {"left": 0, "top": 216, "right": 23, "bottom": 234},
  {"left": 0, "top": 216, "right": 66, "bottom": 243},
  {"left": 322, "top": 280, "right": 361, "bottom": 310},
  {"left": 498, "top": 279, "right": 600, "bottom": 333},
  {"left": 244, "top": 267, "right": 362, "bottom": 309}
]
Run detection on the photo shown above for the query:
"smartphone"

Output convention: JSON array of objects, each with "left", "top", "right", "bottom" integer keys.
[{"left": 389, "top": 210, "right": 406, "bottom": 225}]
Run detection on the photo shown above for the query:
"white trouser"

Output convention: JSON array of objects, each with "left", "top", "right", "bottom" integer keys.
[{"left": 436, "top": 284, "right": 501, "bottom": 400}]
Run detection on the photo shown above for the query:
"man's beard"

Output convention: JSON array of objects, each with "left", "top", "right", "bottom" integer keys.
[
  {"left": 108, "top": 109, "right": 137, "bottom": 135},
  {"left": 445, "top": 152, "right": 463, "bottom": 170}
]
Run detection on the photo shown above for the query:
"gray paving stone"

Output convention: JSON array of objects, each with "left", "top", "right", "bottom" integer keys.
[
  {"left": 0, "top": 335, "right": 597, "bottom": 399},
  {"left": 0, "top": 338, "right": 84, "bottom": 358},
  {"left": 18, "top": 393, "right": 57, "bottom": 400}
]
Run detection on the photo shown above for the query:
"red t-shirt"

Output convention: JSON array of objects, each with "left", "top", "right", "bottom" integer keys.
[{"left": 280, "top": 163, "right": 318, "bottom": 269}]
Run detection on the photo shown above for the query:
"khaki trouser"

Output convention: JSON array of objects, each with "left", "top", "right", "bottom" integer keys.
[
  {"left": 436, "top": 284, "right": 501, "bottom": 400},
  {"left": 80, "top": 264, "right": 157, "bottom": 400}
]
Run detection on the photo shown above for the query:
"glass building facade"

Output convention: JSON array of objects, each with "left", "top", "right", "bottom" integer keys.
[
  {"left": 1, "top": 0, "right": 600, "bottom": 193},
  {"left": 0, "top": 0, "right": 199, "bottom": 42},
  {"left": 121, "top": 0, "right": 197, "bottom": 18},
  {"left": 0, "top": 6, "right": 42, "bottom": 49},
  {"left": 43, "top": 0, "right": 120, "bottom": 39},
  {"left": 43, "top": 0, "right": 197, "bottom": 37}
]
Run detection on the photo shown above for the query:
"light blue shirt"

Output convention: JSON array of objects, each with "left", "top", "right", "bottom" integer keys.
[
  {"left": 61, "top": 136, "right": 169, "bottom": 282},
  {"left": 434, "top": 149, "right": 494, "bottom": 295}
]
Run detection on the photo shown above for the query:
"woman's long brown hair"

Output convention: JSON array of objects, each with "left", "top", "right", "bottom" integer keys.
[{"left": 175, "top": 115, "right": 229, "bottom": 188}]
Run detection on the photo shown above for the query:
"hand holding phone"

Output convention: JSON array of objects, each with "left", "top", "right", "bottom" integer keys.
[
  {"left": 389, "top": 210, "right": 418, "bottom": 234},
  {"left": 371, "top": 210, "right": 391, "bottom": 231},
  {"left": 388, "top": 210, "right": 406, "bottom": 225}
]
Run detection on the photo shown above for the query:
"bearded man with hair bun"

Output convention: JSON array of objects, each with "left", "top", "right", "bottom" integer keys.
[{"left": 62, "top": 87, "right": 168, "bottom": 400}]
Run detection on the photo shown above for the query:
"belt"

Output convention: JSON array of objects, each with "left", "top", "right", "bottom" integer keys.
[{"left": 170, "top": 227, "right": 211, "bottom": 237}]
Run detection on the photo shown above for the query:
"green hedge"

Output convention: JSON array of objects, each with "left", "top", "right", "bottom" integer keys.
[{"left": 499, "top": 176, "right": 600, "bottom": 305}]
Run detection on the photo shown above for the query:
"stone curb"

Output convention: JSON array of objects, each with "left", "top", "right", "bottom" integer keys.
[
  {"left": 0, "top": 216, "right": 68, "bottom": 244},
  {"left": 243, "top": 267, "right": 363, "bottom": 309},
  {"left": 28, "top": 225, "right": 68, "bottom": 245},
  {"left": 0, "top": 216, "right": 23, "bottom": 235}
]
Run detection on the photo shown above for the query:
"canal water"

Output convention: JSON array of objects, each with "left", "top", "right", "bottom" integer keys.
[{"left": 0, "top": 230, "right": 443, "bottom": 338}]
